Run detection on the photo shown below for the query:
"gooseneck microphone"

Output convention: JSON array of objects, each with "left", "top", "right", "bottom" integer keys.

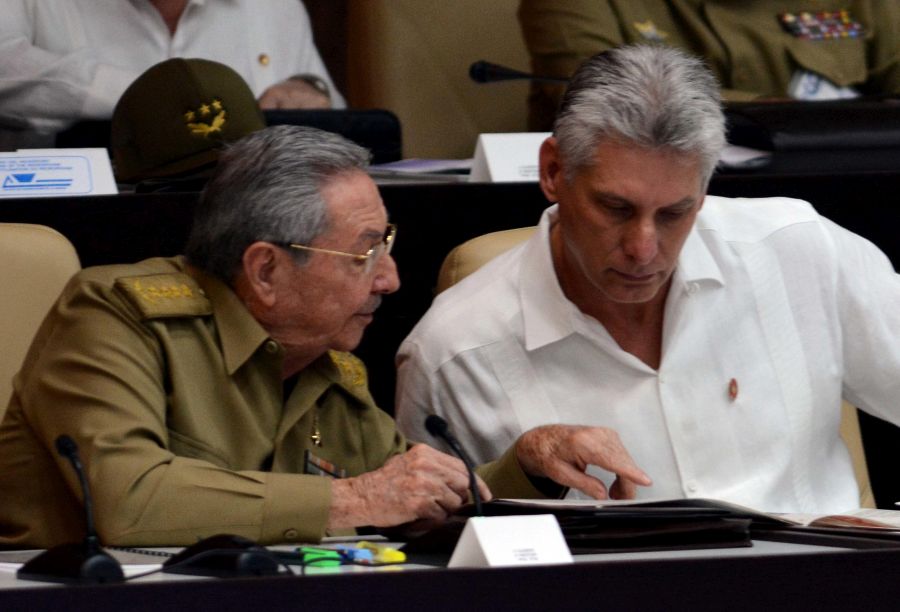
[
  {"left": 55, "top": 435, "right": 103, "bottom": 555},
  {"left": 425, "top": 415, "right": 483, "bottom": 516},
  {"left": 17, "top": 435, "right": 125, "bottom": 584},
  {"left": 469, "top": 60, "right": 569, "bottom": 85}
]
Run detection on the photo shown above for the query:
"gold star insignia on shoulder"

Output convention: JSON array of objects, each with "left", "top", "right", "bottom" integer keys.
[
  {"left": 184, "top": 110, "right": 195, "bottom": 122},
  {"left": 115, "top": 273, "right": 212, "bottom": 319},
  {"left": 199, "top": 103, "right": 211, "bottom": 116},
  {"left": 634, "top": 20, "right": 668, "bottom": 42},
  {"left": 329, "top": 351, "right": 367, "bottom": 388},
  {"left": 211, "top": 99, "right": 223, "bottom": 112}
]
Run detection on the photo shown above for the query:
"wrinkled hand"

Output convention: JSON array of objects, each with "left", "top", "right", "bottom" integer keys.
[
  {"left": 327, "top": 444, "right": 492, "bottom": 529},
  {"left": 258, "top": 78, "right": 330, "bottom": 110},
  {"left": 515, "top": 425, "right": 651, "bottom": 500}
]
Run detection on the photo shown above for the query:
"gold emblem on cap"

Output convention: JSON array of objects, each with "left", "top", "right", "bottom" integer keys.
[
  {"left": 258, "top": 53, "right": 270, "bottom": 66},
  {"left": 634, "top": 20, "right": 668, "bottom": 41},
  {"left": 184, "top": 98, "right": 226, "bottom": 137}
]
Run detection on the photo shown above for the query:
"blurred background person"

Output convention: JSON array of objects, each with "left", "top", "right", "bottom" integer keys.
[
  {"left": 0, "top": 0, "right": 344, "bottom": 150},
  {"left": 518, "top": 0, "right": 900, "bottom": 130}
]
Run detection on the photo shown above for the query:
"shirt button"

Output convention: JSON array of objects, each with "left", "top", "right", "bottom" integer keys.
[
  {"left": 265, "top": 340, "right": 279, "bottom": 354},
  {"left": 283, "top": 528, "right": 299, "bottom": 540},
  {"left": 686, "top": 482, "right": 698, "bottom": 493}
]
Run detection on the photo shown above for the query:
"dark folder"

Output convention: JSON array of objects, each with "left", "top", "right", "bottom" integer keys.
[
  {"left": 725, "top": 98, "right": 900, "bottom": 151},
  {"left": 400, "top": 499, "right": 755, "bottom": 555}
]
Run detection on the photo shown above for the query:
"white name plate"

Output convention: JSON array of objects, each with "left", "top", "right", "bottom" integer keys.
[
  {"left": 468, "top": 132, "right": 550, "bottom": 183},
  {"left": 448, "top": 514, "right": 573, "bottom": 568},
  {"left": 0, "top": 148, "right": 117, "bottom": 198}
]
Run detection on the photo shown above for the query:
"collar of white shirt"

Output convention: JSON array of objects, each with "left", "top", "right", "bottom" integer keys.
[{"left": 520, "top": 203, "right": 724, "bottom": 352}]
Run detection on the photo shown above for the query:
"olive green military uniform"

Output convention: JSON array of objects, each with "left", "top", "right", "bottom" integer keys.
[
  {"left": 0, "top": 257, "right": 540, "bottom": 548},
  {"left": 519, "top": 0, "right": 900, "bottom": 130}
]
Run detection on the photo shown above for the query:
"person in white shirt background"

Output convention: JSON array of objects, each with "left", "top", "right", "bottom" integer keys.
[
  {"left": 396, "top": 44, "right": 900, "bottom": 514},
  {"left": 0, "top": 0, "right": 344, "bottom": 150}
]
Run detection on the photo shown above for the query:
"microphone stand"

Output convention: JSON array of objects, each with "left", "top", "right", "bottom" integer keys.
[
  {"left": 17, "top": 435, "right": 125, "bottom": 584},
  {"left": 469, "top": 60, "right": 569, "bottom": 85},
  {"left": 425, "top": 415, "right": 484, "bottom": 516}
]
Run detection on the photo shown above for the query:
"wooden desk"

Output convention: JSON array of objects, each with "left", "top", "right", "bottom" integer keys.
[{"left": 2, "top": 534, "right": 900, "bottom": 611}]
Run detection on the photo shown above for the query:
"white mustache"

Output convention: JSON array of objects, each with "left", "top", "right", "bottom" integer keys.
[{"left": 359, "top": 295, "right": 382, "bottom": 315}]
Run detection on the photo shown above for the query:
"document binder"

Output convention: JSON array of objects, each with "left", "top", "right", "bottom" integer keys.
[{"left": 725, "top": 99, "right": 900, "bottom": 151}]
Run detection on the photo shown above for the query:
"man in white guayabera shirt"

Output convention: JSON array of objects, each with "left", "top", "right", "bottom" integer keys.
[{"left": 396, "top": 44, "right": 900, "bottom": 514}]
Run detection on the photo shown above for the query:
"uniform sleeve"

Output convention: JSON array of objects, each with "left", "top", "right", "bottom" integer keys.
[
  {"left": 863, "top": 1, "right": 900, "bottom": 94},
  {"left": 477, "top": 446, "right": 553, "bottom": 499},
  {"left": 0, "top": 1, "right": 135, "bottom": 132},
  {"left": 17, "top": 275, "right": 332, "bottom": 546}
]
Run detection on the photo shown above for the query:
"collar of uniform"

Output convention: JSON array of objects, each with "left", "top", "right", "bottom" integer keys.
[
  {"left": 184, "top": 259, "right": 271, "bottom": 375},
  {"left": 520, "top": 205, "right": 580, "bottom": 351},
  {"left": 316, "top": 351, "right": 374, "bottom": 406},
  {"left": 277, "top": 352, "right": 373, "bottom": 440}
]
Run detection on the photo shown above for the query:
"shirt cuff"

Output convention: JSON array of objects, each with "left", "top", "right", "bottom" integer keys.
[{"left": 260, "top": 472, "right": 332, "bottom": 544}]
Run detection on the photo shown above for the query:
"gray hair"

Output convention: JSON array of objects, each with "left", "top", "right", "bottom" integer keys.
[
  {"left": 185, "top": 125, "right": 371, "bottom": 282},
  {"left": 554, "top": 44, "right": 725, "bottom": 185}
]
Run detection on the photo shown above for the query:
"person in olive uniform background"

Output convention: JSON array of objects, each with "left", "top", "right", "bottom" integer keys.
[
  {"left": 519, "top": 0, "right": 900, "bottom": 130},
  {"left": 0, "top": 124, "right": 648, "bottom": 549}
]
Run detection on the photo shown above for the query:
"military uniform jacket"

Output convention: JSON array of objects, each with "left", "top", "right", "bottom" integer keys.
[
  {"left": 519, "top": 0, "right": 900, "bottom": 130},
  {"left": 0, "top": 257, "right": 538, "bottom": 547}
]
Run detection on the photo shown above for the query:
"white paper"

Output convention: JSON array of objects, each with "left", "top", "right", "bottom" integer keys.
[
  {"left": 370, "top": 158, "right": 473, "bottom": 174},
  {"left": 469, "top": 132, "right": 550, "bottom": 183},
  {"left": 718, "top": 144, "right": 772, "bottom": 169},
  {"left": 448, "top": 514, "right": 573, "bottom": 568},
  {"left": 0, "top": 148, "right": 117, "bottom": 198}
]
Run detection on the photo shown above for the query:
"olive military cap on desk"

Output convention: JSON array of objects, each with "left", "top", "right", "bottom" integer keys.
[{"left": 111, "top": 58, "right": 266, "bottom": 183}]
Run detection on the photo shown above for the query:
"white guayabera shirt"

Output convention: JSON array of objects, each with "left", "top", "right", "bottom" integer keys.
[{"left": 396, "top": 197, "right": 900, "bottom": 514}]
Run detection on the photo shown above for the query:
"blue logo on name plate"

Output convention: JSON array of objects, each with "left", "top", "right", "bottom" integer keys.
[{"left": 2, "top": 173, "right": 74, "bottom": 190}]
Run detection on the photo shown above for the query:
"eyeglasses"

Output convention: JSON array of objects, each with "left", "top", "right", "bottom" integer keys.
[{"left": 276, "top": 223, "right": 397, "bottom": 274}]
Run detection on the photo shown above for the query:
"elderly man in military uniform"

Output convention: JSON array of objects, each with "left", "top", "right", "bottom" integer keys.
[{"left": 0, "top": 125, "right": 569, "bottom": 548}]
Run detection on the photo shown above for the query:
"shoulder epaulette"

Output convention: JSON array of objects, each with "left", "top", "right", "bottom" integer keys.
[
  {"left": 115, "top": 273, "right": 212, "bottom": 320},
  {"left": 328, "top": 350, "right": 368, "bottom": 390}
]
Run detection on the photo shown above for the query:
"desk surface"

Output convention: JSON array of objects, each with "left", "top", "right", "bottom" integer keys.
[{"left": 1, "top": 536, "right": 898, "bottom": 611}]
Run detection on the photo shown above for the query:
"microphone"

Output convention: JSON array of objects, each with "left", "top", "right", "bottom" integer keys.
[
  {"left": 469, "top": 60, "right": 569, "bottom": 85},
  {"left": 17, "top": 435, "right": 125, "bottom": 584},
  {"left": 55, "top": 435, "right": 103, "bottom": 555},
  {"left": 425, "top": 415, "right": 483, "bottom": 516}
]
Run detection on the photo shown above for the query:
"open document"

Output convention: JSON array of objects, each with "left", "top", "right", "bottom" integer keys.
[
  {"left": 443, "top": 498, "right": 900, "bottom": 552},
  {"left": 492, "top": 498, "right": 900, "bottom": 529}
]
